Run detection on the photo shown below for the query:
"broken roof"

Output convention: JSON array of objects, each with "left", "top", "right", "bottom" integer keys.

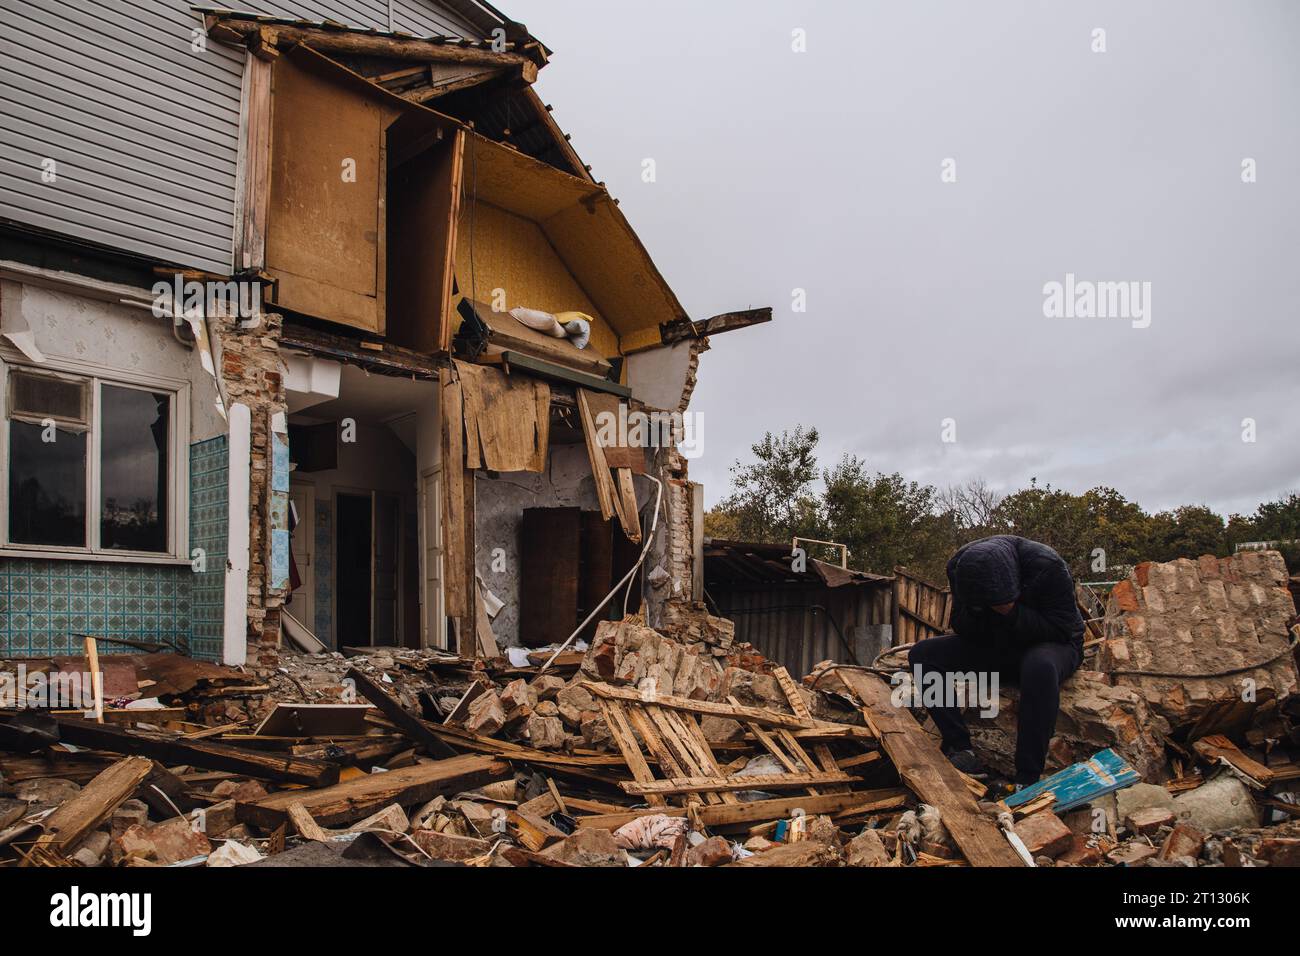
[{"left": 704, "top": 539, "right": 894, "bottom": 589}]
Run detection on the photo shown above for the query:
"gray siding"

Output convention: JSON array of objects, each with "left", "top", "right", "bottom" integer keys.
[{"left": 0, "top": 0, "right": 484, "bottom": 274}]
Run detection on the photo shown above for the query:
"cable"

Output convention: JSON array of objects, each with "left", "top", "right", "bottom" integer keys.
[
  {"left": 1108, "top": 633, "right": 1298, "bottom": 679},
  {"left": 538, "top": 474, "right": 665, "bottom": 674}
]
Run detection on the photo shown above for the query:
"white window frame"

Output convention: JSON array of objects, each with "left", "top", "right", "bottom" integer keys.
[{"left": 0, "top": 352, "right": 191, "bottom": 564}]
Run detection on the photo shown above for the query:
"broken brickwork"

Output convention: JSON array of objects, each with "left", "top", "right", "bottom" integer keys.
[
  {"left": 209, "top": 310, "right": 289, "bottom": 651},
  {"left": 1099, "top": 550, "right": 1298, "bottom": 728},
  {"left": 971, "top": 670, "right": 1168, "bottom": 780}
]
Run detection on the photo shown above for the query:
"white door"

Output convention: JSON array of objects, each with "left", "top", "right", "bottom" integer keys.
[
  {"left": 419, "top": 467, "right": 445, "bottom": 649},
  {"left": 288, "top": 483, "right": 315, "bottom": 630}
]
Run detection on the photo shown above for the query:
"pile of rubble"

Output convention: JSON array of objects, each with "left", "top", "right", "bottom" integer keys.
[
  {"left": 0, "top": 552, "right": 1297, "bottom": 868},
  {"left": 961, "top": 550, "right": 1300, "bottom": 867}
]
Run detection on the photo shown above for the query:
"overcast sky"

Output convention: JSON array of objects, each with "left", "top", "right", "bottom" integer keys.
[{"left": 509, "top": 0, "right": 1299, "bottom": 517}]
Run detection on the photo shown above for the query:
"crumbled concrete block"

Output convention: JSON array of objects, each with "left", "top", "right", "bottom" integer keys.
[
  {"left": 541, "top": 827, "right": 626, "bottom": 867},
  {"left": 116, "top": 816, "right": 212, "bottom": 865},
  {"left": 465, "top": 689, "right": 506, "bottom": 735},
  {"left": 1012, "top": 811, "right": 1073, "bottom": 858},
  {"left": 1058, "top": 834, "right": 1104, "bottom": 866},
  {"left": 70, "top": 830, "right": 111, "bottom": 867},
  {"left": 1100, "top": 552, "right": 1298, "bottom": 730},
  {"left": 1171, "top": 774, "right": 1259, "bottom": 831},
  {"left": 1257, "top": 838, "right": 1300, "bottom": 867},
  {"left": 1126, "top": 806, "right": 1175, "bottom": 836},
  {"left": 15, "top": 777, "right": 80, "bottom": 807},
  {"left": 1107, "top": 842, "right": 1158, "bottom": 865},
  {"left": 411, "top": 829, "right": 490, "bottom": 861},
  {"left": 686, "top": 835, "right": 733, "bottom": 867},
  {"left": 1157, "top": 823, "right": 1206, "bottom": 862},
  {"left": 846, "top": 828, "right": 890, "bottom": 867},
  {"left": 526, "top": 714, "right": 566, "bottom": 750}
]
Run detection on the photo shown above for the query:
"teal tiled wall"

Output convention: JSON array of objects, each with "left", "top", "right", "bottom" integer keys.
[
  {"left": 0, "top": 436, "right": 229, "bottom": 661},
  {"left": 188, "top": 436, "right": 228, "bottom": 661},
  {"left": 0, "top": 559, "right": 191, "bottom": 657}
]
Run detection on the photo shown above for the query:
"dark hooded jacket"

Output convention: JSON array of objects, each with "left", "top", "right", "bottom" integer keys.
[{"left": 945, "top": 535, "right": 1084, "bottom": 655}]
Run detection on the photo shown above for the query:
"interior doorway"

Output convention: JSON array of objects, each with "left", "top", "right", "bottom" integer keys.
[
  {"left": 336, "top": 493, "right": 373, "bottom": 646},
  {"left": 287, "top": 483, "right": 315, "bottom": 630},
  {"left": 287, "top": 361, "right": 439, "bottom": 650}
]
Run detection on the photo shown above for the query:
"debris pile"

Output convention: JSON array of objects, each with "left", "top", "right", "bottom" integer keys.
[{"left": 1, "top": 552, "right": 1297, "bottom": 868}]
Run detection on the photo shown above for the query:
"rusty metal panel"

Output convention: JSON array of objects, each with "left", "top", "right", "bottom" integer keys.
[{"left": 712, "top": 583, "right": 892, "bottom": 679}]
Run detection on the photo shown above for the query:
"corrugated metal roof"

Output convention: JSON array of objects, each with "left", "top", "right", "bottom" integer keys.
[{"left": 704, "top": 539, "right": 893, "bottom": 588}]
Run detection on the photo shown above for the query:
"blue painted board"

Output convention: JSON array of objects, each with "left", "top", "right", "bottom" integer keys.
[{"left": 1006, "top": 748, "right": 1140, "bottom": 812}]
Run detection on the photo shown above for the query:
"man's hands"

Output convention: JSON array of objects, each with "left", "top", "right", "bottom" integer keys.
[{"left": 990, "top": 601, "right": 1016, "bottom": 615}]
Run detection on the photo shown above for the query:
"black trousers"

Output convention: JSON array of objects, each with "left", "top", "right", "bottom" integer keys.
[{"left": 906, "top": 633, "right": 1080, "bottom": 785}]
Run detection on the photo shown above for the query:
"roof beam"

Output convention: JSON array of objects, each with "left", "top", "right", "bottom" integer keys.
[
  {"left": 205, "top": 15, "right": 541, "bottom": 76},
  {"left": 660, "top": 307, "right": 773, "bottom": 345}
]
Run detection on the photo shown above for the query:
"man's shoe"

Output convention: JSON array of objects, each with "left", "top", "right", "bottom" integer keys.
[{"left": 943, "top": 748, "right": 989, "bottom": 779}]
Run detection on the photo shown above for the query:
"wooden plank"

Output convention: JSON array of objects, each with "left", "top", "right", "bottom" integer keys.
[
  {"left": 440, "top": 370, "right": 468, "bottom": 622},
  {"left": 584, "top": 681, "right": 833, "bottom": 731},
  {"left": 211, "top": 16, "right": 538, "bottom": 71},
  {"left": 770, "top": 667, "right": 848, "bottom": 793},
  {"left": 598, "top": 700, "right": 666, "bottom": 808},
  {"left": 508, "top": 352, "right": 630, "bottom": 398},
  {"left": 1193, "top": 734, "right": 1274, "bottom": 786},
  {"left": 344, "top": 667, "right": 458, "bottom": 759},
  {"left": 1005, "top": 748, "right": 1141, "bottom": 813},
  {"left": 54, "top": 719, "right": 339, "bottom": 788},
  {"left": 834, "top": 667, "right": 1024, "bottom": 867},
  {"left": 613, "top": 468, "right": 641, "bottom": 542},
  {"left": 83, "top": 636, "right": 103, "bottom": 723},
  {"left": 672, "top": 710, "right": 740, "bottom": 805},
  {"left": 474, "top": 582, "right": 501, "bottom": 657},
  {"left": 623, "top": 771, "right": 853, "bottom": 797},
  {"left": 622, "top": 703, "right": 686, "bottom": 781},
  {"left": 234, "top": 53, "right": 272, "bottom": 271},
  {"left": 644, "top": 706, "right": 721, "bottom": 806},
  {"left": 26, "top": 756, "right": 152, "bottom": 858},
  {"left": 236, "top": 754, "right": 508, "bottom": 829},
  {"left": 461, "top": 461, "right": 477, "bottom": 657},
  {"left": 576, "top": 389, "right": 618, "bottom": 521},
  {"left": 576, "top": 789, "right": 907, "bottom": 831}
]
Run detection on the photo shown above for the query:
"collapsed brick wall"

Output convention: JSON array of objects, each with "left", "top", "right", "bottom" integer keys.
[
  {"left": 675, "top": 337, "right": 709, "bottom": 413},
  {"left": 660, "top": 446, "right": 698, "bottom": 612},
  {"left": 1099, "top": 551, "right": 1298, "bottom": 728},
  {"left": 971, "top": 670, "right": 1169, "bottom": 780},
  {"left": 208, "top": 311, "right": 288, "bottom": 652}
]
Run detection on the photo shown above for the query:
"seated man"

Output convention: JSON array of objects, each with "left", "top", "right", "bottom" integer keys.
[{"left": 908, "top": 535, "right": 1084, "bottom": 788}]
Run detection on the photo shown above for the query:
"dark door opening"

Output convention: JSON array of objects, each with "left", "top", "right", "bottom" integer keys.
[{"left": 336, "top": 493, "right": 373, "bottom": 645}]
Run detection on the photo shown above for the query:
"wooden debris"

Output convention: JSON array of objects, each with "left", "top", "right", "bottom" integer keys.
[
  {"left": 26, "top": 756, "right": 152, "bottom": 859},
  {"left": 833, "top": 667, "right": 1024, "bottom": 867},
  {"left": 236, "top": 754, "right": 509, "bottom": 829},
  {"left": 345, "top": 667, "right": 458, "bottom": 758},
  {"left": 54, "top": 718, "right": 339, "bottom": 787}
]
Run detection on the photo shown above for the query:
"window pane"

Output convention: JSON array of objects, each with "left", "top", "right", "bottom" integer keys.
[
  {"left": 100, "top": 385, "right": 169, "bottom": 553},
  {"left": 8, "top": 421, "right": 87, "bottom": 546},
  {"left": 10, "top": 370, "right": 87, "bottom": 423}
]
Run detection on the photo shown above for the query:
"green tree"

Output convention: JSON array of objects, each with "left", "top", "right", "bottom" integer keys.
[
  {"left": 712, "top": 427, "right": 823, "bottom": 545},
  {"left": 1142, "top": 505, "right": 1226, "bottom": 561},
  {"left": 822, "top": 455, "right": 942, "bottom": 575}
]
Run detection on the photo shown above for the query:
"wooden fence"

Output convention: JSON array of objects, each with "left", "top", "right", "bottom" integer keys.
[{"left": 890, "top": 566, "right": 951, "bottom": 645}]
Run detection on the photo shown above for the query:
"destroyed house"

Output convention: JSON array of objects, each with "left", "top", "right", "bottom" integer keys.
[{"left": 0, "top": 1, "right": 770, "bottom": 665}]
